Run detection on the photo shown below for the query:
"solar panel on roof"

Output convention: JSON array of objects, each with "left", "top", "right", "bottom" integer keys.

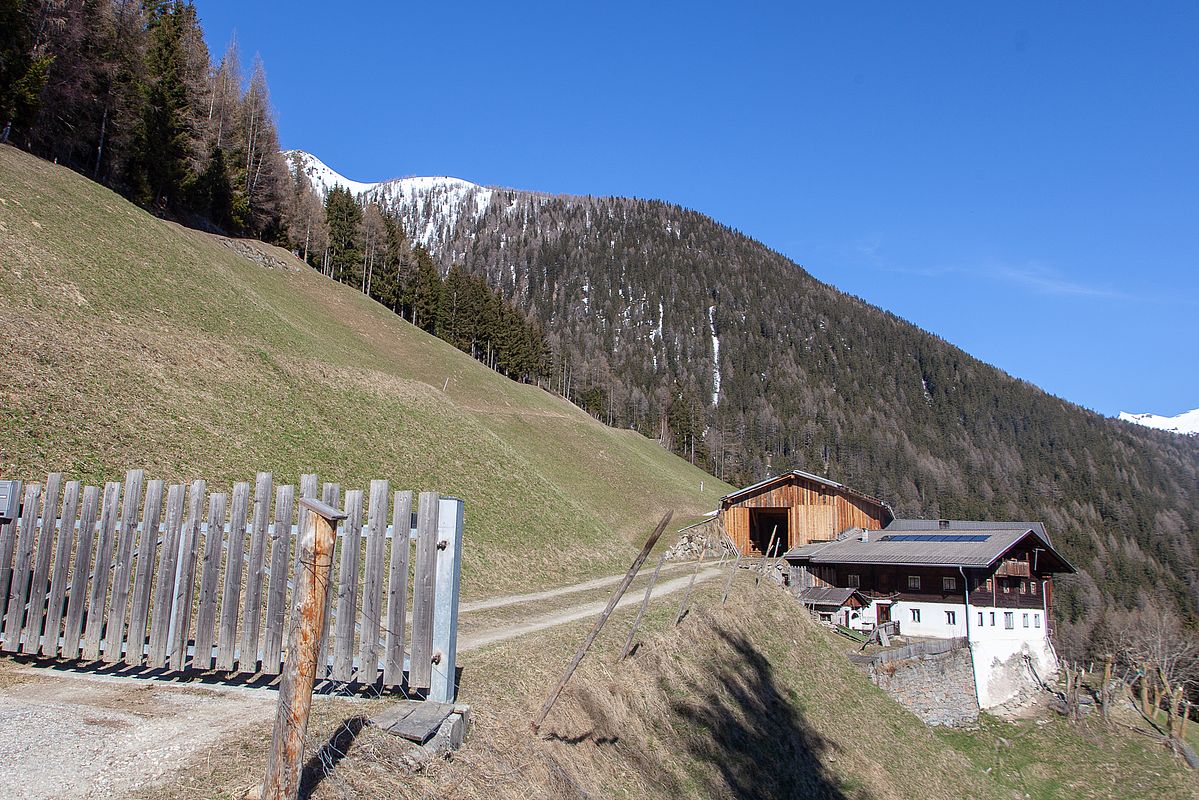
[{"left": 876, "top": 534, "right": 992, "bottom": 543}]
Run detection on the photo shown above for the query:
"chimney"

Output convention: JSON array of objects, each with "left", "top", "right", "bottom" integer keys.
[{"left": 860, "top": 528, "right": 869, "bottom": 543}]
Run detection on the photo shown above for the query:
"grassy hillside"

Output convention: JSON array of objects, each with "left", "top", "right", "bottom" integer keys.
[
  {"left": 0, "top": 145, "right": 728, "bottom": 597},
  {"left": 143, "top": 577, "right": 1198, "bottom": 800}
]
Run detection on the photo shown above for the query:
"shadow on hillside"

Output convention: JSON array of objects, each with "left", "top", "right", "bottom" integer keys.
[{"left": 668, "top": 629, "right": 858, "bottom": 800}]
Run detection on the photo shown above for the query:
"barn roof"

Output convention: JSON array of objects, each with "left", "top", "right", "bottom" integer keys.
[
  {"left": 783, "top": 527, "right": 1075, "bottom": 572},
  {"left": 720, "top": 470, "right": 892, "bottom": 516}
]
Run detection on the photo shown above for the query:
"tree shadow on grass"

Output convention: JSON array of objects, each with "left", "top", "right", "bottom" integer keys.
[{"left": 667, "top": 629, "right": 859, "bottom": 800}]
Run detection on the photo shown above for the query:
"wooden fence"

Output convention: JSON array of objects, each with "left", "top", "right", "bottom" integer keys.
[{"left": 0, "top": 471, "right": 463, "bottom": 702}]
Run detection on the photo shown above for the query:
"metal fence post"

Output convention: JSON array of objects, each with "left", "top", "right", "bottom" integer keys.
[{"left": 430, "top": 496, "right": 464, "bottom": 704}]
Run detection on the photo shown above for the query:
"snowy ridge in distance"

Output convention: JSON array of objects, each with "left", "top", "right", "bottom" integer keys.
[
  {"left": 1118, "top": 408, "right": 1199, "bottom": 435},
  {"left": 282, "top": 150, "right": 494, "bottom": 251}
]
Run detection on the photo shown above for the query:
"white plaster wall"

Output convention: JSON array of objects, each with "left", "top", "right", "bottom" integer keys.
[
  {"left": 891, "top": 600, "right": 967, "bottom": 638},
  {"left": 966, "top": 603, "right": 1058, "bottom": 708}
]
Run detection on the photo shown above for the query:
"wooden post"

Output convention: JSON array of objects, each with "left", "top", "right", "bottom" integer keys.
[
  {"left": 259, "top": 497, "right": 346, "bottom": 800},
  {"left": 531, "top": 511, "right": 672, "bottom": 733},
  {"left": 721, "top": 540, "right": 744, "bottom": 604},
  {"left": 755, "top": 526, "right": 778, "bottom": 587},
  {"left": 1101, "top": 655, "right": 1113, "bottom": 724},
  {"left": 1182, "top": 700, "right": 1191, "bottom": 741},
  {"left": 622, "top": 551, "right": 667, "bottom": 659},
  {"left": 1141, "top": 663, "right": 1151, "bottom": 718},
  {"left": 675, "top": 553, "right": 705, "bottom": 625},
  {"left": 429, "top": 496, "right": 465, "bottom": 703}
]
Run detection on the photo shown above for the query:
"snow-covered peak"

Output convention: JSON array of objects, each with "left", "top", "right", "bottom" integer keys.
[
  {"left": 283, "top": 150, "right": 495, "bottom": 252},
  {"left": 283, "top": 150, "right": 380, "bottom": 198},
  {"left": 1118, "top": 408, "right": 1199, "bottom": 435}
]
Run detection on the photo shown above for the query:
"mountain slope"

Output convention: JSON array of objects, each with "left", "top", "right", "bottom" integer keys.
[
  {"left": 289, "top": 150, "right": 1199, "bottom": 652},
  {"left": 0, "top": 144, "right": 726, "bottom": 598},
  {"left": 1120, "top": 408, "right": 1199, "bottom": 435}
]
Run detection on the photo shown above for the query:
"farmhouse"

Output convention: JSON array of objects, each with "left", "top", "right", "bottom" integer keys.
[
  {"left": 784, "top": 521, "right": 1076, "bottom": 708},
  {"left": 718, "top": 470, "right": 893, "bottom": 556}
]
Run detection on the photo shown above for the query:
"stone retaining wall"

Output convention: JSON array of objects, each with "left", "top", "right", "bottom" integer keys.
[{"left": 854, "top": 645, "right": 980, "bottom": 727}]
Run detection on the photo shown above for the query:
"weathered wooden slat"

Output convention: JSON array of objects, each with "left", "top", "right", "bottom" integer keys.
[
  {"left": 82, "top": 481, "right": 122, "bottom": 661},
  {"left": 168, "top": 480, "right": 207, "bottom": 671},
  {"left": 216, "top": 482, "right": 250, "bottom": 671},
  {"left": 430, "top": 496, "right": 464, "bottom": 704},
  {"left": 383, "top": 491, "right": 413, "bottom": 687},
  {"left": 2, "top": 483, "right": 42, "bottom": 652},
  {"left": 62, "top": 485, "right": 100, "bottom": 659},
  {"left": 0, "top": 504, "right": 18, "bottom": 627},
  {"left": 331, "top": 489, "right": 364, "bottom": 682},
  {"left": 103, "top": 469, "right": 145, "bottom": 662},
  {"left": 193, "top": 491, "right": 228, "bottom": 671},
  {"left": 294, "top": 473, "right": 318, "bottom": 574},
  {"left": 371, "top": 700, "right": 456, "bottom": 743},
  {"left": 315, "top": 483, "right": 340, "bottom": 676},
  {"left": 262, "top": 484, "right": 295, "bottom": 675},
  {"left": 239, "top": 472, "right": 273, "bottom": 670},
  {"left": 148, "top": 483, "right": 185, "bottom": 668},
  {"left": 125, "top": 479, "right": 164, "bottom": 666},
  {"left": 42, "top": 480, "right": 80, "bottom": 657},
  {"left": 21, "top": 473, "right": 61, "bottom": 653},
  {"left": 358, "top": 480, "right": 389, "bottom": 681},
  {"left": 409, "top": 491, "right": 440, "bottom": 690}
]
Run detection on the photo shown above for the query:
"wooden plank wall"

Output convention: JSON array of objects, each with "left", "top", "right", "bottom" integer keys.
[
  {"left": 720, "top": 475, "right": 889, "bottom": 554},
  {"left": 0, "top": 471, "right": 461, "bottom": 694}
]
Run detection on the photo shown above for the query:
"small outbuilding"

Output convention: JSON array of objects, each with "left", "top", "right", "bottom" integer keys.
[{"left": 719, "top": 470, "right": 893, "bottom": 556}]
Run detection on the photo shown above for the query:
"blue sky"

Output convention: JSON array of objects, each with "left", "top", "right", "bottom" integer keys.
[{"left": 196, "top": 1, "right": 1198, "bottom": 418}]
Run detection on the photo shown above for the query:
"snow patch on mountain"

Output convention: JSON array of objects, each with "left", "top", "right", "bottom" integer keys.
[
  {"left": 709, "top": 305, "right": 721, "bottom": 406},
  {"left": 1118, "top": 408, "right": 1199, "bottom": 435},
  {"left": 283, "top": 150, "right": 494, "bottom": 251}
]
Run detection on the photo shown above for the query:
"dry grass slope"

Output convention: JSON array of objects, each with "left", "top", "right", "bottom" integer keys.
[{"left": 0, "top": 145, "right": 728, "bottom": 597}]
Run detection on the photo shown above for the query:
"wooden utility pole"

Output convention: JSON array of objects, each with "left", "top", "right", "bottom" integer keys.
[
  {"left": 721, "top": 539, "right": 744, "bottom": 604},
  {"left": 531, "top": 511, "right": 673, "bottom": 733},
  {"left": 675, "top": 552, "right": 706, "bottom": 625},
  {"left": 257, "top": 498, "right": 346, "bottom": 800},
  {"left": 621, "top": 551, "right": 667, "bottom": 659}
]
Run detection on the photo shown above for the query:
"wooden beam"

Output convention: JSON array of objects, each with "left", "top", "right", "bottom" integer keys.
[
  {"left": 531, "top": 510, "right": 673, "bottom": 733},
  {"left": 621, "top": 551, "right": 666, "bottom": 658}
]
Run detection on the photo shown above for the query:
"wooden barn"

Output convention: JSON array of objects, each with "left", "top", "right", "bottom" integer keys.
[{"left": 720, "top": 471, "right": 892, "bottom": 556}]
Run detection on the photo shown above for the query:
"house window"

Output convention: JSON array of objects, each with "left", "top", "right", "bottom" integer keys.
[
  {"left": 943, "top": 576, "right": 956, "bottom": 591},
  {"left": 1002, "top": 579, "right": 1010, "bottom": 594},
  {"left": 907, "top": 575, "right": 921, "bottom": 591},
  {"left": 1023, "top": 613, "right": 1030, "bottom": 628},
  {"left": 977, "top": 611, "right": 984, "bottom": 626},
  {"left": 1019, "top": 580, "right": 1027, "bottom": 594},
  {"left": 1035, "top": 614, "right": 1041, "bottom": 629},
  {"left": 946, "top": 610, "right": 956, "bottom": 625},
  {"left": 847, "top": 573, "right": 860, "bottom": 588},
  {"left": 911, "top": 608, "right": 921, "bottom": 623},
  {"left": 989, "top": 612, "right": 995, "bottom": 626},
  {"left": 1004, "top": 612, "right": 1015, "bottom": 630},
  {"left": 1031, "top": 581, "right": 1038, "bottom": 595}
]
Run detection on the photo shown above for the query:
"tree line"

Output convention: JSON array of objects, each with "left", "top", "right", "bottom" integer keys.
[
  {"left": 301, "top": 185, "right": 551, "bottom": 383},
  {"left": 1, "top": 0, "right": 290, "bottom": 238},
  {"left": 0, "top": 0, "right": 551, "bottom": 384}
]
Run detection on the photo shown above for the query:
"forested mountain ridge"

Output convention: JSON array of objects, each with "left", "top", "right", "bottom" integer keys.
[{"left": 290, "top": 149, "right": 1199, "bottom": 656}]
